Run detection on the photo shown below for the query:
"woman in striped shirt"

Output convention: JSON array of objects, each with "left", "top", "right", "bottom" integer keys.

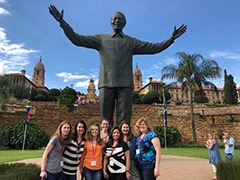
[{"left": 62, "top": 120, "right": 87, "bottom": 180}]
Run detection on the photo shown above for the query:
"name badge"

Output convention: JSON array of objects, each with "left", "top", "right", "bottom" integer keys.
[
  {"left": 136, "top": 149, "right": 140, "bottom": 155},
  {"left": 91, "top": 160, "right": 96, "bottom": 166},
  {"left": 109, "top": 157, "right": 114, "bottom": 166},
  {"left": 60, "top": 160, "right": 64, "bottom": 167}
]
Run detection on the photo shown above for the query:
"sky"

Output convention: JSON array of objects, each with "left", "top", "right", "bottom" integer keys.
[{"left": 0, "top": 0, "right": 240, "bottom": 95}]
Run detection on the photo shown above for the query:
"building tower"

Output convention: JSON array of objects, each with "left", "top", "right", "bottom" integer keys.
[
  {"left": 133, "top": 64, "right": 143, "bottom": 90},
  {"left": 87, "top": 79, "right": 97, "bottom": 103},
  {"left": 32, "top": 56, "right": 45, "bottom": 86}
]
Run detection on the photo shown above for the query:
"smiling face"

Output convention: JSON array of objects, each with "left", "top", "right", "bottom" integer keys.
[
  {"left": 91, "top": 125, "right": 99, "bottom": 138},
  {"left": 61, "top": 123, "right": 71, "bottom": 138},
  {"left": 121, "top": 123, "right": 130, "bottom": 136},
  {"left": 112, "top": 128, "right": 120, "bottom": 141},
  {"left": 77, "top": 123, "right": 85, "bottom": 136},
  {"left": 139, "top": 121, "right": 148, "bottom": 134},
  {"left": 110, "top": 12, "right": 126, "bottom": 33},
  {"left": 101, "top": 119, "right": 109, "bottom": 131}
]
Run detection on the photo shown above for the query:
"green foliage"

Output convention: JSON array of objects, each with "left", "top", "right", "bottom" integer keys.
[
  {"left": 0, "top": 163, "right": 40, "bottom": 180},
  {"left": 153, "top": 126, "right": 182, "bottom": 147},
  {"left": 49, "top": 88, "right": 60, "bottom": 101},
  {"left": 194, "top": 88, "right": 209, "bottom": 103},
  {"left": 2, "top": 122, "right": 49, "bottom": 149},
  {"left": 223, "top": 69, "right": 238, "bottom": 105},
  {"left": 60, "top": 86, "right": 77, "bottom": 104},
  {"left": 175, "top": 100, "right": 182, "bottom": 105},
  {"left": 132, "top": 92, "right": 140, "bottom": 104},
  {"left": 11, "top": 86, "right": 29, "bottom": 100},
  {"left": 0, "top": 75, "right": 12, "bottom": 110},
  {"left": 59, "top": 97, "right": 73, "bottom": 106},
  {"left": 141, "top": 91, "right": 160, "bottom": 104},
  {"left": 216, "top": 160, "right": 240, "bottom": 180},
  {"left": 34, "top": 94, "right": 47, "bottom": 101}
]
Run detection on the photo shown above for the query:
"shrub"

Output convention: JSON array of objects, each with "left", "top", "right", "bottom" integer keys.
[
  {"left": 2, "top": 122, "right": 49, "bottom": 149},
  {"left": 216, "top": 160, "right": 240, "bottom": 180},
  {"left": 153, "top": 126, "right": 182, "bottom": 147},
  {"left": 0, "top": 163, "right": 40, "bottom": 180}
]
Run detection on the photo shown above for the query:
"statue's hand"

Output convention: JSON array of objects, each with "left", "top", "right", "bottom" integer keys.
[
  {"left": 49, "top": 5, "right": 64, "bottom": 22},
  {"left": 172, "top": 24, "right": 187, "bottom": 40}
]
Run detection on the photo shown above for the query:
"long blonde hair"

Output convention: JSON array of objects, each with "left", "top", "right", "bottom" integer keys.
[
  {"left": 54, "top": 121, "right": 72, "bottom": 145},
  {"left": 87, "top": 123, "right": 102, "bottom": 145},
  {"left": 134, "top": 117, "right": 152, "bottom": 135}
]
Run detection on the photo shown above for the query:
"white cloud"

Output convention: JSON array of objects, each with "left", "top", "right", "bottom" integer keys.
[
  {"left": 55, "top": 72, "right": 90, "bottom": 82},
  {"left": 0, "top": 7, "right": 10, "bottom": 16},
  {"left": 0, "top": 28, "right": 38, "bottom": 73},
  {"left": 209, "top": 50, "right": 240, "bottom": 61},
  {"left": 164, "top": 57, "right": 178, "bottom": 65},
  {"left": 0, "top": 0, "right": 8, "bottom": 3},
  {"left": 75, "top": 79, "right": 99, "bottom": 88}
]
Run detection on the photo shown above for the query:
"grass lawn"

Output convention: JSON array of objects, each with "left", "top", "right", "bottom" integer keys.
[
  {"left": 161, "top": 148, "right": 240, "bottom": 161},
  {"left": 0, "top": 150, "right": 43, "bottom": 163},
  {"left": 1, "top": 148, "right": 239, "bottom": 163}
]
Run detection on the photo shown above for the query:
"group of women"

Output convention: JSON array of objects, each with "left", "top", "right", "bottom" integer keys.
[{"left": 40, "top": 117, "right": 161, "bottom": 180}]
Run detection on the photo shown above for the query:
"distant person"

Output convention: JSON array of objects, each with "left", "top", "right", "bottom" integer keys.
[
  {"left": 80, "top": 123, "right": 105, "bottom": 180},
  {"left": 100, "top": 118, "right": 111, "bottom": 144},
  {"left": 229, "top": 115, "right": 234, "bottom": 122},
  {"left": 134, "top": 117, "right": 161, "bottom": 180},
  {"left": 48, "top": 5, "right": 187, "bottom": 126},
  {"left": 223, "top": 132, "right": 234, "bottom": 161},
  {"left": 120, "top": 121, "right": 139, "bottom": 180},
  {"left": 40, "top": 121, "right": 72, "bottom": 180},
  {"left": 103, "top": 126, "right": 130, "bottom": 180},
  {"left": 211, "top": 116, "right": 215, "bottom": 124},
  {"left": 62, "top": 120, "right": 87, "bottom": 180},
  {"left": 205, "top": 133, "right": 221, "bottom": 180}
]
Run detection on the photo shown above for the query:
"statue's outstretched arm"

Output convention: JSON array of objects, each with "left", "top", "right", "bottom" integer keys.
[
  {"left": 172, "top": 24, "right": 187, "bottom": 40},
  {"left": 49, "top": 5, "right": 64, "bottom": 23}
]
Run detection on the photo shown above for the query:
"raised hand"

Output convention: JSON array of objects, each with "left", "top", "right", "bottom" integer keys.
[
  {"left": 172, "top": 24, "right": 187, "bottom": 40},
  {"left": 49, "top": 5, "right": 64, "bottom": 22}
]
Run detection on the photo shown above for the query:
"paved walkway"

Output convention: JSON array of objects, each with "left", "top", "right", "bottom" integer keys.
[{"left": 14, "top": 155, "right": 213, "bottom": 180}]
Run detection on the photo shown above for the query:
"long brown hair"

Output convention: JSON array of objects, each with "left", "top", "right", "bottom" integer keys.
[
  {"left": 87, "top": 123, "right": 102, "bottom": 145},
  {"left": 119, "top": 120, "right": 134, "bottom": 141},
  {"left": 53, "top": 121, "right": 72, "bottom": 145}
]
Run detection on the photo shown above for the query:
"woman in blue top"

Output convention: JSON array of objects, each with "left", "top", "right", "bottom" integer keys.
[
  {"left": 205, "top": 133, "right": 221, "bottom": 180},
  {"left": 134, "top": 117, "right": 161, "bottom": 180}
]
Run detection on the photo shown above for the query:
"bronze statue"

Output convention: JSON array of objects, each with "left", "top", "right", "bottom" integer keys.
[{"left": 49, "top": 5, "right": 187, "bottom": 126}]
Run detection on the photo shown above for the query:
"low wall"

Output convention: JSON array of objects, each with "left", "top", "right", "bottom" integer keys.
[{"left": 1, "top": 101, "right": 240, "bottom": 144}]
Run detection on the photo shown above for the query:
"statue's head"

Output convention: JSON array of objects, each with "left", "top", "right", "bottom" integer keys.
[{"left": 110, "top": 12, "right": 126, "bottom": 32}]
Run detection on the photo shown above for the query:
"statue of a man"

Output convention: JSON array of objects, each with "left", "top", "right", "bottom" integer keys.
[{"left": 49, "top": 5, "right": 187, "bottom": 126}]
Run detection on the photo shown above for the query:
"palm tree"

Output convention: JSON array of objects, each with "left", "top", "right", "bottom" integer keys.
[
  {"left": 0, "top": 75, "right": 12, "bottom": 111},
  {"left": 161, "top": 52, "right": 222, "bottom": 143}
]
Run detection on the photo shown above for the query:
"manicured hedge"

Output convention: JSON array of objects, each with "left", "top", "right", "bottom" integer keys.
[
  {"left": 0, "top": 163, "right": 40, "bottom": 180},
  {"left": 216, "top": 160, "right": 240, "bottom": 180}
]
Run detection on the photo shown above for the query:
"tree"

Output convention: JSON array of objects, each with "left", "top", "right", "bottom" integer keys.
[
  {"left": 49, "top": 88, "right": 61, "bottom": 102},
  {"left": 60, "top": 86, "right": 77, "bottom": 104},
  {"left": 0, "top": 75, "right": 12, "bottom": 110},
  {"left": 161, "top": 52, "right": 221, "bottom": 143},
  {"left": 223, "top": 69, "right": 238, "bottom": 104},
  {"left": 11, "top": 85, "right": 29, "bottom": 100}
]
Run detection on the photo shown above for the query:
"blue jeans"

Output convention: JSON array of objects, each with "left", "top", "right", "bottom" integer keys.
[
  {"left": 61, "top": 172, "right": 76, "bottom": 180},
  {"left": 138, "top": 161, "right": 155, "bottom": 180},
  {"left": 46, "top": 171, "right": 62, "bottom": 180},
  {"left": 83, "top": 167, "right": 102, "bottom": 180},
  {"left": 225, "top": 153, "right": 233, "bottom": 161}
]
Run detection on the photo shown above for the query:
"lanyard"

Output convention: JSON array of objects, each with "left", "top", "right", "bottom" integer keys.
[
  {"left": 92, "top": 142, "right": 97, "bottom": 159},
  {"left": 62, "top": 145, "right": 65, "bottom": 155},
  {"left": 138, "top": 133, "right": 147, "bottom": 145},
  {"left": 111, "top": 143, "right": 118, "bottom": 156}
]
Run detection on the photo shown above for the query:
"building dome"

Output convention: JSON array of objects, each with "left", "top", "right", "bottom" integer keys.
[
  {"left": 133, "top": 64, "right": 142, "bottom": 75},
  {"left": 35, "top": 57, "right": 44, "bottom": 69}
]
